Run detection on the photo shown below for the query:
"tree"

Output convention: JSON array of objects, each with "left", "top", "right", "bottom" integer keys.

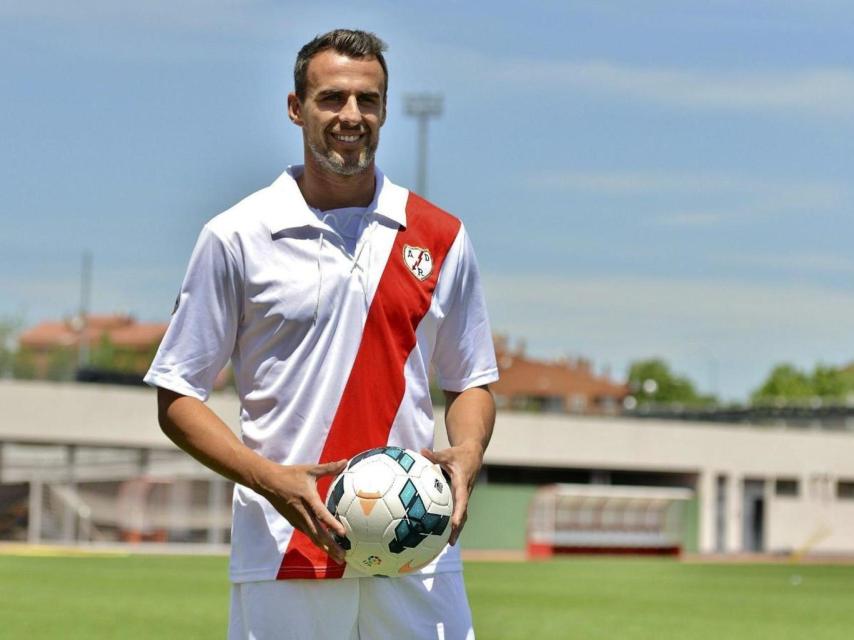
[
  {"left": 0, "top": 316, "right": 25, "bottom": 379},
  {"left": 751, "top": 364, "right": 812, "bottom": 403},
  {"left": 752, "top": 363, "right": 854, "bottom": 404},
  {"left": 46, "top": 347, "right": 76, "bottom": 381},
  {"left": 90, "top": 333, "right": 117, "bottom": 370},
  {"left": 12, "top": 347, "right": 37, "bottom": 380},
  {"left": 811, "top": 365, "right": 847, "bottom": 399},
  {"left": 87, "top": 333, "right": 153, "bottom": 375},
  {"left": 627, "top": 358, "right": 716, "bottom": 407}
]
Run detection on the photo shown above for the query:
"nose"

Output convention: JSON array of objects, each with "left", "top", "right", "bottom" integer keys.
[{"left": 339, "top": 95, "right": 362, "bottom": 127}]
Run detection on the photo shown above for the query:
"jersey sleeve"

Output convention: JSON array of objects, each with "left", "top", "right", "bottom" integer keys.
[
  {"left": 432, "top": 225, "right": 499, "bottom": 392},
  {"left": 144, "top": 224, "right": 242, "bottom": 401}
]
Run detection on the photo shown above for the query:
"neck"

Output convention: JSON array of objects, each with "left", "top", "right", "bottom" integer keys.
[{"left": 297, "top": 153, "right": 376, "bottom": 211}]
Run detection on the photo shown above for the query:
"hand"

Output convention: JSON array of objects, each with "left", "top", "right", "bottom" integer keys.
[
  {"left": 258, "top": 459, "right": 348, "bottom": 563},
  {"left": 421, "top": 441, "right": 484, "bottom": 546}
]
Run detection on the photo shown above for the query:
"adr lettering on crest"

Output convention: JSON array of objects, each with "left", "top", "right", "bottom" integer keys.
[{"left": 403, "top": 245, "right": 432, "bottom": 281}]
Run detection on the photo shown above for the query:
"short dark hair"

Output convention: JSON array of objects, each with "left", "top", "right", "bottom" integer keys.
[{"left": 294, "top": 29, "right": 389, "bottom": 102}]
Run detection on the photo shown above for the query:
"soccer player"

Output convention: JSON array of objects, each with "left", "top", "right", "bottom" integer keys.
[{"left": 145, "top": 29, "right": 498, "bottom": 639}]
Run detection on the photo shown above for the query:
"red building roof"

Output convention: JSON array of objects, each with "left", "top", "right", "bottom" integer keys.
[
  {"left": 492, "top": 336, "right": 627, "bottom": 414},
  {"left": 19, "top": 314, "right": 167, "bottom": 351}
]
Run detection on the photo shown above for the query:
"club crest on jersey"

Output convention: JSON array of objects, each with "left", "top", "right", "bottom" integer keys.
[{"left": 403, "top": 245, "right": 432, "bottom": 281}]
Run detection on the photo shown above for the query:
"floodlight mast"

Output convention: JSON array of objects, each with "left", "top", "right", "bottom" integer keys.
[
  {"left": 78, "top": 251, "right": 92, "bottom": 368},
  {"left": 404, "top": 93, "right": 443, "bottom": 197}
]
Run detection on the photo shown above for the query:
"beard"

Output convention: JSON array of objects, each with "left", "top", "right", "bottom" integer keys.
[{"left": 308, "top": 136, "right": 377, "bottom": 177}]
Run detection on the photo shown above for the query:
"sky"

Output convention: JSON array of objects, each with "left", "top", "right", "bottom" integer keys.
[{"left": 3, "top": 1, "right": 854, "bottom": 400}]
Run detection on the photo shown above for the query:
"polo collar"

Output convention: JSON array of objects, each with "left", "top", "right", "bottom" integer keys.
[{"left": 265, "top": 165, "right": 408, "bottom": 234}]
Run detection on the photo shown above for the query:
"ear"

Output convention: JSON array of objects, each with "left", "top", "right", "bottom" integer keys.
[{"left": 287, "top": 92, "right": 304, "bottom": 127}]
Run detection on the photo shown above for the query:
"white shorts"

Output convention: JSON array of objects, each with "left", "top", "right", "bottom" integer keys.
[{"left": 228, "top": 571, "right": 474, "bottom": 640}]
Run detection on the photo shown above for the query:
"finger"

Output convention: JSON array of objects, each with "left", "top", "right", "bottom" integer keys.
[
  {"left": 311, "top": 459, "right": 348, "bottom": 477},
  {"left": 311, "top": 496, "right": 347, "bottom": 536},
  {"left": 421, "top": 447, "right": 451, "bottom": 465},
  {"left": 294, "top": 501, "right": 344, "bottom": 563},
  {"left": 286, "top": 504, "right": 328, "bottom": 546},
  {"left": 422, "top": 448, "right": 456, "bottom": 485},
  {"left": 420, "top": 447, "right": 439, "bottom": 463},
  {"left": 291, "top": 501, "right": 319, "bottom": 539},
  {"left": 451, "top": 484, "right": 469, "bottom": 528},
  {"left": 309, "top": 513, "right": 346, "bottom": 564},
  {"left": 449, "top": 511, "right": 468, "bottom": 546}
]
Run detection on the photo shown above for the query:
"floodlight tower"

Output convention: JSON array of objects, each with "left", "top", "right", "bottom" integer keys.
[
  {"left": 404, "top": 93, "right": 443, "bottom": 197},
  {"left": 77, "top": 251, "right": 92, "bottom": 369}
]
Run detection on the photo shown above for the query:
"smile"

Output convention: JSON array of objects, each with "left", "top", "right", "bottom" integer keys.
[{"left": 331, "top": 133, "right": 363, "bottom": 143}]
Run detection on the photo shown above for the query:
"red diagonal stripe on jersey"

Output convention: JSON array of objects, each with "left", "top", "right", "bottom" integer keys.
[{"left": 277, "top": 193, "right": 461, "bottom": 579}]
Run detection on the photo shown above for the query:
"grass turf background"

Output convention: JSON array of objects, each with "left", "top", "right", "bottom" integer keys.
[{"left": 1, "top": 554, "right": 852, "bottom": 639}]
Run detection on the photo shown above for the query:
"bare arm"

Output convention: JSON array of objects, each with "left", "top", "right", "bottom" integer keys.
[
  {"left": 156, "top": 387, "right": 346, "bottom": 562},
  {"left": 421, "top": 384, "right": 495, "bottom": 545}
]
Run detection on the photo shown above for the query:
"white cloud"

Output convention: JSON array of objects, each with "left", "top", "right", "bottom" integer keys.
[
  {"left": 716, "top": 251, "right": 854, "bottom": 275},
  {"left": 527, "top": 170, "right": 843, "bottom": 199},
  {"left": 525, "top": 170, "right": 847, "bottom": 226},
  {"left": 483, "top": 273, "right": 854, "bottom": 399},
  {"left": 0, "top": 0, "right": 257, "bottom": 32},
  {"left": 528, "top": 170, "right": 743, "bottom": 194},
  {"left": 10, "top": 4, "right": 854, "bottom": 121},
  {"left": 494, "top": 59, "right": 854, "bottom": 118}
]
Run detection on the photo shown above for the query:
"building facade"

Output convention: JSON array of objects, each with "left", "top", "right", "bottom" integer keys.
[{"left": 3, "top": 380, "right": 853, "bottom": 555}]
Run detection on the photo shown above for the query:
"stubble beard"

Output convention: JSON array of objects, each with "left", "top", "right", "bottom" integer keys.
[{"left": 308, "top": 138, "right": 377, "bottom": 177}]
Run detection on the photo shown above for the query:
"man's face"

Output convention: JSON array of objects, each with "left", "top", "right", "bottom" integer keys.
[{"left": 289, "top": 50, "right": 386, "bottom": 177}]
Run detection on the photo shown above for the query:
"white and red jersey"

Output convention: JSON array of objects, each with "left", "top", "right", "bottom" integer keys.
[{"left": 144, "top": 166, "right": 499, "bottom": 582}]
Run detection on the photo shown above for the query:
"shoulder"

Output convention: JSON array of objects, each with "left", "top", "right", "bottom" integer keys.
[
  {"left": 405, "top": 192, "right": 460, "bottom": 228},
  {"left": 205, "top": 185, "right": 275, "bottom": 238},
  {"left": 377, "top": 169, "right": 461, "bottom": 239},
  {"left": 198, "top": 181, "right": 284, "bottom": 261},
  {"left": 402, "top": 192, "right": 463, "bottom": 253}
]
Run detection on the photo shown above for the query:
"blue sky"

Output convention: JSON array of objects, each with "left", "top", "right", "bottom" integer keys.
[{"left": 3, "top": 1, "right": 854, "bottom": 400}]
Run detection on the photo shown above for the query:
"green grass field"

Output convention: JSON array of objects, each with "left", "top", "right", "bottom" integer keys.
[{"left": 1, "top": 553, "right": 852, "bottom": 639}]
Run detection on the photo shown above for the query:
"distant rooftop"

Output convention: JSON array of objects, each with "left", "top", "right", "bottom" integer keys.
[
  {"left": 491, "top": 335, "right": 627, "bottom": 415},
  {"left": 19, "top": 314, "right": 167, "bottom": 351}
]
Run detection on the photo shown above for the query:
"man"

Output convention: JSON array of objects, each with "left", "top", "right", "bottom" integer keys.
[{"left": 145, "top": 29, "right": 497, "bottom": 639}]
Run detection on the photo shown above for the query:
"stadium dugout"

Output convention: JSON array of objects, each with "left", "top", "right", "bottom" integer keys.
[{"left": 3, "top": 380, "right": 854, "bottom": 558}]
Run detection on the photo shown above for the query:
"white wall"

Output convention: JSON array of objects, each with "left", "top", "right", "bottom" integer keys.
[
  {"left": 5, "top": 381, "right": 854, "bottom": 554},
  {"left": 436, "top": 412, "right": 854, "bottom": 554}
]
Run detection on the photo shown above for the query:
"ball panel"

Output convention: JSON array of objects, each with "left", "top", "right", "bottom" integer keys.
[
  {"left": 419, "top": 465, "right": 452, "bottom": 507},
  {"left": 344, "top": 491, "right": 393, "bottom": 539},
  {"left": 363, "top": 495, "right": 394, "bottom": 534},
  {"left": 336, "top": 514, "right": 354, "bottom": 551},
  {"left": 347, "top": 447, "right": 388, "bottom": 469},
  {"left": 326, "top": 475, "right": 346, "bottom": 513},
  {"left": 399, "top": 478, "right": 417, "bottom": 507},
  {"left": 382, "top": 446, "right": 417, "bottom": 473},
  {"left": 351, "top": 458, "right": 396, "bottom": 497},
  {"left": 384, "top": 476, "right": 409, "bottom": 519},
  {"left": 327, "top": 473, "right": 356, "bottom": 516},
  {"left": 407, "top": 494, "right": 427, "bottom": 521}
]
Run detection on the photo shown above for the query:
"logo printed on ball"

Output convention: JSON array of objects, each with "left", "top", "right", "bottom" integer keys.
[{"left": 362, "top": 555, "right": 382, "bottom": 567}]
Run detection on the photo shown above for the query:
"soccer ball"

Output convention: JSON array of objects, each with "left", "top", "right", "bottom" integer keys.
[{"left": 326, "top": 446, "right": 454, "bottom": 576}]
